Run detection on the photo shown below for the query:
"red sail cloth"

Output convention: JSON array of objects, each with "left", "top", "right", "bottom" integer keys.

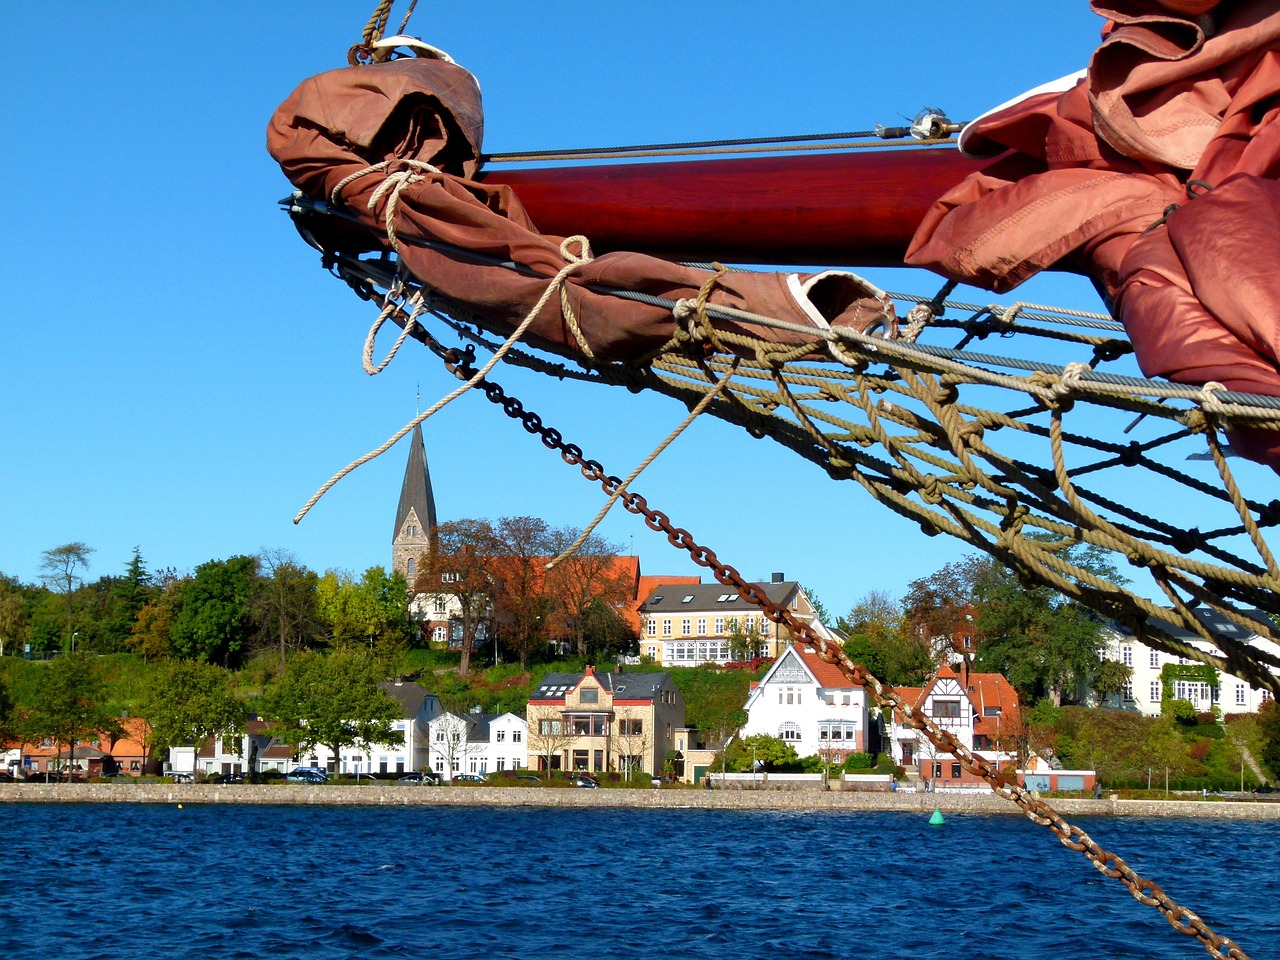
[
  {"left": 267, "top": 58, "right": 895, "bottom": 364},
  {"left": 905, "top": 0, "right": 1280, "bottom": 468}
]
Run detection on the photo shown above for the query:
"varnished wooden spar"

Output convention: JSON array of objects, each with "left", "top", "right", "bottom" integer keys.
[{"left": 482, "top": 147, "right": 987, "bottom": 267}]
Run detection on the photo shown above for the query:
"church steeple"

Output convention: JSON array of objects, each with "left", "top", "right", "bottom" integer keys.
[{"left": 392, "top": 423, "right": 437, "bottom": 583}]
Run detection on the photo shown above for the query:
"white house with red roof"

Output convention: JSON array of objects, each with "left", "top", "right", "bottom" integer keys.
[
  {"left": 889, "top": 661, "right": 1020, "bottom": 788},
  {"left": 741, "top": 643, "right": 872, "bottom": 762}
]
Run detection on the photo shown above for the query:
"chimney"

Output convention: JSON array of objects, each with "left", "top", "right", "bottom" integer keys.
[
  {"left": 771, "top": 572, "right": 784, "bottom": 583},
  {"left": 959, "top": 657, "right": 970, "bottom": 690}
]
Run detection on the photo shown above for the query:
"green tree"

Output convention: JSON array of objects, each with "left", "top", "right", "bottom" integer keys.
[
  {"left": 38, "top": 542, "right": 94, "bottom": 651},
  {"left": 724, "top": 733, "right": 801, "bottom": 772},
  {"left": 258, "top": 648, "right": 402, "bottom": 772},
  {"left": 143, "top": 660, "right": 246, "bottom": 775},
  {"left": 1257, "top": 699, "right": 1280, "bottom": 781},
  {"left": 129, "top": 577, "right": 187, "bottom": 661},
  {"left": 170, "top": 556, "right": 258, "bottom": 666},
  {"left": 837, "top": 590, "right": 935, "bottom": 684},
  {"left": 0, "top": 574, "right": 29, "bottom": 658},
  {"left": 970, "top": 542, "right": 1120, "bottom": 705},
  {"left": 318, "top": 566, "right": 411, "bottom": 654},
  {"left": 1094, "top": 659, "right": 1134, "bottom": 704},
  {"left": 22, "top": 653, "right": 117, "bottom": 779},
  {"left": 253, "top": 548, "right": 322, "bottom": 667},
  {"left": 96, "top": 547, "right": 156, "bottom": 652}
]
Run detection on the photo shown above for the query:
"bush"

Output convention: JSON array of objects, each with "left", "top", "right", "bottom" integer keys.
[
  {"left": 1165, "top": 698, "right": 1198, "bottom": 724},
  {"left": 842, "top": 752, "right": 874, "bottom": 771}
]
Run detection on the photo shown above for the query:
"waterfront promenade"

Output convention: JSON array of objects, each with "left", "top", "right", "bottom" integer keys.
[{"left": 4, "top": 782, "right": 1279, "bottom": 819}]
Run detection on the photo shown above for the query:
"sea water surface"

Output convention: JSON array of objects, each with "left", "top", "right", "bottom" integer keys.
[{"left": 0, "top": 803, "right": 1277, "bottom": 960}]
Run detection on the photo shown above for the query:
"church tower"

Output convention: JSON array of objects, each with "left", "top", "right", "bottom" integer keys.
[{"left": 392, "top": 423, "right": 438, "bottom": 585}]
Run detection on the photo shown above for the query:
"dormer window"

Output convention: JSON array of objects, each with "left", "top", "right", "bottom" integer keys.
[{"left": 682, "top": 595, "right": 694, "bottom": 603}]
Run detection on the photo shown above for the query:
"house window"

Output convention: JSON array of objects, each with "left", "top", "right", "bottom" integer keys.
[
  {"left": 983, "top": 706, "right": 1001, "bottom": 717},
  {"left": 1150, "top": 650, "right": 1160, "bottom": 668},
  {"left": 963, "top": 635, "right": 972, "bottom": 649},
  {"left": 714, "top": 617, "right": 725, "bottom": 634},
  {"left": 581, "top": 687, "right": 599, "bottom": 704},
  {"left": 1150, "top": 681, "right": 1162, "bottom": 702},
  {"left": 697, "top": 618, "right": 706, "bottom": 635},
  {"left": 1121, "top": 645, "right": 1133, "bottom": 667},
  {"left": 682, "top": 618, "right": 691, "bottom": 636},
  {"left": 932, "top": 761, "right": 943, "bottom": 779},
  {"left": 647, "top": 646, "right": 657, "bottom": 659},
  {"left": 951, "top": 762, "right": 962, "bottom": 779},
  {"left": 1237, "top": 683, "right": 1248, "bottom": 706},
  {"left": 442, "top": 572, "right": 459, "bottom": 583},
  {"left": 646, "top": 619, "right": 657, "bottom": 637},
  {"left": 1122, "top": 681, "right": 1133, "bottom": 702},
  {"left": 496, "top": 730, "right": 506, "bottom": 742},
  {"left": 779, "top": 722, "right": 801, "bottom": 741},
  {"left": 433, "top": 597, "right": 447, "bottom": 614},
  {"left": 497, "top": 758, "right": 506, "bottom": 771},
  {"left": 407, "top": 558, "right": 415, "bottom": 576},
  {"left": 513, "top": 730, "right": 522, "bottom": 742},
  {"left": 572, "top": 750, "right": 589, "bottom": 770},
  {"left": 932, "top": 699, "right": 961, "bottom": 719},
  {"left": 662, "top": 619, "right": 673, "bottom": 637},
  {"left": 594, "top": 750, "right": 604, "bottom": 771},
  {"left": 761, "top": 620, "right": 770, "bottom": 636}
]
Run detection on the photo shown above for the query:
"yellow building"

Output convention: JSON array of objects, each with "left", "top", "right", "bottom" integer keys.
[
  {"left": 637, "top": 575, "right": 835, "bottom": 666},
  {"left": 525, "top": 666, "right": 685, "bottom": 778}
]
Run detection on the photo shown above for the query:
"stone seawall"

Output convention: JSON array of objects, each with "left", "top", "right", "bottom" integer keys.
[{"left": 3, "top": 783, "right": 1278, "bottom": 819}]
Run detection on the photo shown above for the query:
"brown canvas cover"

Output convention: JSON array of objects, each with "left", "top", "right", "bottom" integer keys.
[
  {"left": 906, "top": 0, "right": 1280, "bottom": 468},
  {"left": 267, "top": 57, "right": 896, "bottom": 365}
]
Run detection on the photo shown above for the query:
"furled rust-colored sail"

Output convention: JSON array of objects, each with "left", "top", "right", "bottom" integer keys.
[{"left": 483, "top": 149, "right": 987, "bottom": 267}]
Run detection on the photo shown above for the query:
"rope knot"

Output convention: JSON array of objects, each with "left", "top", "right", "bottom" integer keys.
[{"left": 918, "top": 474, "right": 945, "bottom": 504}]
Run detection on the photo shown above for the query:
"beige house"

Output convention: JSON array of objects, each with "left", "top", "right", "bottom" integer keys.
[
  {"left": 526, "top": 666, "right": 685, "bottom": 778},
  {"left": 637, "top": 575, "right": 835, "bottom": 667}
]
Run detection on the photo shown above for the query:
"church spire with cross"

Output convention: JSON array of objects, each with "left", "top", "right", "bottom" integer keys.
[{"left": 392, "top": 417, "right": 438, "bottom": 584}]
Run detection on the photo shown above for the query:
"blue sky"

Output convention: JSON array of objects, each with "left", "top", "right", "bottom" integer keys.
[{"left": 2, "top": 3, "right": 1177, "bottom": 618}]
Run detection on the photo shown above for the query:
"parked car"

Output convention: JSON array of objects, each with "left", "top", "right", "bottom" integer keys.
[
  {"left": 451, "top": 773, "right": 489, "bottom": 784},
  {"left": 516, "top": 774, "right": 542, "bottom": 785},
  {"left": 1253, "top": 783, "right": 1276, "bottom": 795},
  {"left": 286, "top": 768, "right": 328, "bottom": 784},
  {"left": 650, "top": 775, "right": 671, "bottom": 787},
  {"left": 398, "top": 771, "right": 441, "bottom": 785},
  {"left": 570, "top": 775, "right": 600, "bottom": 788},
  {"left": 0, "top": 772, "right": 17, "bottom": 783},
  {"left": 171, "top": 772, "right": 194, "bottom": 784},
  {"left": 207, "top": 772, "right": 245, "bottom": 785}
]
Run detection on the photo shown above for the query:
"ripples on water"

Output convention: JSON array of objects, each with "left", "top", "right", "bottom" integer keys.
[{"left": 0, "top": 803, "right": 1276, "bottom": 960}]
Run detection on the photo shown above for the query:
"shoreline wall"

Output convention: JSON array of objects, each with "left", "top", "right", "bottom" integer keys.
[{"left": 2, "top": 783, "right": 1278, "bottom": 819}]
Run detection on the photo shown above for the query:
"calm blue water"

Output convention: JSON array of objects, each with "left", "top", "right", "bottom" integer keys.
[{"left": 0, "top": 804, "right": 1277, "bottom": 960}]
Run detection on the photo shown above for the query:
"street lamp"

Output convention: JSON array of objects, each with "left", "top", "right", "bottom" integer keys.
[{"left": 71, "top": 631, "right": 78, "bottom": 653}]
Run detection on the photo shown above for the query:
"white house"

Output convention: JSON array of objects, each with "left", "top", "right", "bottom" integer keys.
[
  {"left": 428, "top": 708, "right": 528, "bottom": 780},
  {"left": 297, "top": 681, "right": 442, "bottom": 776},
  {"left": 741, "top": 642, "right": 871, "bottom": 761},
  {"left": 888, "top": 662, "right": 1020, "bottom": 788},
  {"left": 1102, "top": 609, "right": 1280, "bottom": 716},
  {"left": 169, "top": 681, "right": 442, "bottom": 779}
]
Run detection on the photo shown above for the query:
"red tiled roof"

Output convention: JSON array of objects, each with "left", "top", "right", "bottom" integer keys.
[{"left": 795, "top": 644, "right": 859, "bottom": 688}]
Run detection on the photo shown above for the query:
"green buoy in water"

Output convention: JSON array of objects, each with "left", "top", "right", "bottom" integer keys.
[{"left": 929, "top": 807, "right": 945, "bottom": 826}]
